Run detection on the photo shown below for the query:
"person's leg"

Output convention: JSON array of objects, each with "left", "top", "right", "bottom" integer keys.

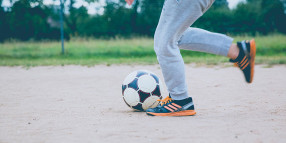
[
  {"left": 147, "top": 0, "right": 256, "bottom": 116},
  {"left": 154, "top": 0, "right": 215, "bottom": 100},
  {"left": 178, "top": 27, "right": 239, "bottom": 59},
  {"left": 177, "top": 27, "right": 256, "bottom": 83},
  {"left": 178, "top": 28, "right": 233, "bottom": 57}
]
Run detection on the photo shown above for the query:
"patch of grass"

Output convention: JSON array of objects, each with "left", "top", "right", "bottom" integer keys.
[{"left": 0, "top": 35, "right": 285, "bottom": 66}]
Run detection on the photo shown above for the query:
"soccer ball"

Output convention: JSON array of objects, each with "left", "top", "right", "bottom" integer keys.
[{"left": 122, "top": 70, "right": 162, "bottom": 111}]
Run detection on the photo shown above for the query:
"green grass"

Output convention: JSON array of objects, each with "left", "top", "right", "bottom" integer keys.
[{"left": 0, "top": 34, "right": 286, "bottom": 66}]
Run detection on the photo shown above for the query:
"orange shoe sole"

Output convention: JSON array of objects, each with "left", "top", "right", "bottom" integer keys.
[
  {"left": 249, "top": 39, "right": 256, "bottom": 83},
  {"left": 146, "top": 110, "right": 196, "bottom": 116}
]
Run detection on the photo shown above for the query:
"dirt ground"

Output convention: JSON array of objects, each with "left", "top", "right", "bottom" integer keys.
[{"left": 0, "top": 65, "right": 285, "bottom": 143}]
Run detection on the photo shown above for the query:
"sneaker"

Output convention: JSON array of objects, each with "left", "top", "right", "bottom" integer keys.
[
  {"left": 230, "top": 39, "right": 256, "bottom": 83},
  {"left": 146, "top": 96, "right": 196, "bottom": 116}
]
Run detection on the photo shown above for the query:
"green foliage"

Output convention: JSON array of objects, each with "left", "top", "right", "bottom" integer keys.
[
  {"left": 194, "top": 0, "right": 286, "bottom": 35},
  {"left": 1, "top": 0, "right": 286, "bottom": 41},
  {"left": 212, "top": 0, "right": 229, "bottom": 8},
  {"left": 231, "top": 0, "right": 286, "bottom": 34},
  {"left": 1, "top": 0, "right": 60, "bottom": 41},
  {"left": 136, "top": 0, "right": 164, "bottom": 36}
]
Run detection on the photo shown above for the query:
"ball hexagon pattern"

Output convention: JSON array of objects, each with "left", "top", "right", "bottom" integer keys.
[{"left": 122, "top": 70, "right": 162, "bottom": 111}]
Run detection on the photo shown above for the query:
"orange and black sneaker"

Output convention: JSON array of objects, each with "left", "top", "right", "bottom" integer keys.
[
  {"left": 230, "top": 40, "right": 256, "bottom": 83},
  {"left": 146, "top": 96, "right": 196, "bottom": 116}
]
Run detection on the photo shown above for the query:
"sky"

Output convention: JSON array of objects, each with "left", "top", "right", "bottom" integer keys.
[{"left": 2, "top": 0, "right": 246, "bottom": 15}]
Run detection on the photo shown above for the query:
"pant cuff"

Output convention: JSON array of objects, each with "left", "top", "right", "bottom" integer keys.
[{"left": 218, "top": 36, "right": 233, "bottom": 57}]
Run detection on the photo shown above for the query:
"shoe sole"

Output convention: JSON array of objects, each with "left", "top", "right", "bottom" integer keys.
[
  {"left": 249, "top": 39, "right": 256, "bottom": 83},
  {"left": 146, "top": 110, "right": 196, "bottom": 116}
]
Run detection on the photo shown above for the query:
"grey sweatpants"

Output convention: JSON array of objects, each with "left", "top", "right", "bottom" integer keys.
[{"left": 154, "top": 0, "right": 233, "bottom": 100}]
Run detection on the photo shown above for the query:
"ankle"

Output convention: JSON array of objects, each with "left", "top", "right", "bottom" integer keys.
[{"left": 228, "top": 44, "right": 240, "bottom": 60}]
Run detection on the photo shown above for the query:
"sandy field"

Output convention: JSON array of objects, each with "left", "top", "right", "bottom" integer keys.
[{"left": 0, "top": 65, "right": 285, "bottom": 143}]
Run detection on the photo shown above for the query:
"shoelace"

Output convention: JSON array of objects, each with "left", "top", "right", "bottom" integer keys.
[{"left": 157, "top": 96, "right": 173, "bottom": 106}]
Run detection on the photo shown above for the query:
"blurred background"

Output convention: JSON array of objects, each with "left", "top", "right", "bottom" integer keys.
[{"left": 0, "top": 0, "right": 286, "bottom": 66}]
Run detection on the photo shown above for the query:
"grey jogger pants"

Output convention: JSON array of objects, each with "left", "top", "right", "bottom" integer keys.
[{"left": 154, "top": 0, "right": 233, "bottom": 100}]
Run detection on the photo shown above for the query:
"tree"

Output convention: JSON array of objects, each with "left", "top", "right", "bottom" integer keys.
[
  {"left": 280, "top": 0, "right": 286, "bottom": 14},
  {"left": 1, "top": 0, "right": 285, "bottom": 41},
  {"left": 55, "top": 0, "right": 97, "bottom": 36},
  {"left": 0, "top": 0, "right": 9, "bottom": 41},
  {"left": 260, "top": 0, "right": 286, "bottom": 33},
  {"left": 213, "top": 0, "right": 229, "bottom": 9},
  {"left": 4, "top": 0, "right": 60, "bottom": 40},
  {"left": 137, "top": 0, "right": 164, "bottom": 36}
]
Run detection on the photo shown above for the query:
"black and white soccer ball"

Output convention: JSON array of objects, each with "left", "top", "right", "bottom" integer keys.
[{"left": 122, "top": 70, "right": 162, "bottom": 111}]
